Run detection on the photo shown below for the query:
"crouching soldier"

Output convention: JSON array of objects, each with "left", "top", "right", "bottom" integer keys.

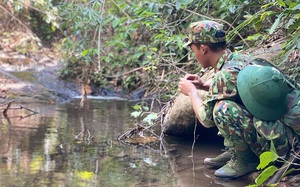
[{"left": 178, "top": 20, "right": 300, "bottom": 179}]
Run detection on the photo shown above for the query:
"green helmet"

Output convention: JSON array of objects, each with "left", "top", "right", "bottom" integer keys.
[{"left": 237, "top": 65, "right": 292, "bottom": 121}]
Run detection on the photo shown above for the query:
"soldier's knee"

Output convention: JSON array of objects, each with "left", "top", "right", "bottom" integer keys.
[{"left": 213, "top": 100, "right": 241, "bottom": 124}]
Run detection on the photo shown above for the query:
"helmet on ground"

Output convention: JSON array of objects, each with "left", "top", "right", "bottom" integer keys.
[
  {"left": 183, "top": 20, "right": 226, "bottom": 48},
  {"left": 237, "top": 65, "right": 292, "bottom": 121}
]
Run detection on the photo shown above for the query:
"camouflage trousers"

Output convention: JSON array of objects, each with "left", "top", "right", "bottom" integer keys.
[{"left": 212, "top": 100, "right": 293, "bottom": 156}]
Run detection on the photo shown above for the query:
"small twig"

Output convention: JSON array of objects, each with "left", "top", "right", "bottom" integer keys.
[
  {"left": 0, "top": 113, "right": 37, "bottom": 121},
  {"left": 74, "top": 129, "right": 85, "bottom": 139},
  {"left": 3, "top": 102, "right": 12, "bottom": 117},
  {"left": 267, "top": 146, "right": 300, "bottom": 185},
  {"left": 18, "top": 105, "right": 39, "bottom": 114},
  {"left": 110, "top": 0, "right": 131, "bottom": 20},
  {"left": 0, "top": 5, "right": 32, "bottom": 32}
]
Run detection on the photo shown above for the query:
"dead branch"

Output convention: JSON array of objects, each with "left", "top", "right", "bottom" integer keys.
[
  {"left": 3, "top": 101, "right": 12, "bottom": 117},
  {"left": 117, "top": 123, "right": 145, "bottom": 141},
  {"left": 18, "top": 105, "right": 38, "bottom": 114},
  {"left": 0, "top": 4, "right": 31, "bottom": 32}
]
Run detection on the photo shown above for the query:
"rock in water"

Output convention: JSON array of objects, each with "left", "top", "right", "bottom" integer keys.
[{"left": 162, "top": 68, "right": 214, "bottom": 136}]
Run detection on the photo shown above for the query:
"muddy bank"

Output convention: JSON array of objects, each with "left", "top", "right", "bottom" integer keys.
[{"left": 0, "top": 49, "right": 81, "bottom": 103}]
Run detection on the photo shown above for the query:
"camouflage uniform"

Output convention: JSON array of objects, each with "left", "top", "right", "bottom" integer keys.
[
  {"left": 184, "top": 20, "right": 300, "bottom": 157},
  {"left": 198, "top": 51, "right": 298, "bottom": 156}
]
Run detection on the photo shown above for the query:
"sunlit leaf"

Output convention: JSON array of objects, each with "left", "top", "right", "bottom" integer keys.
[
  {"left": 270, "top": 140, "right": 277, "bottom": 155},
  {"left": 143, "top": 113, "right": 158, "bottom": 125},
  {"left": 75, "top": 170, "right": 94, "bottom": 180},
  {"left": 260, "top": 11, "right": 270, "bottom": 20},
  {"left": 151, "top": 47, "right": 158, "bottom": 52},
  {"left": 255, "top": 165, "right": 278, "bottom": 186},
  {"left": 29, "top": 156, "right": 43, "bottom": 174},
  {"left": 131, "top": 111, "right": 141, "bottom": 118},
  {"left": 82, "top": 49, "right": 89, "bottom": 57},
  {"left": 257, "top": 151, "right": 279, "bottom": 170},
  {"left": 291, "top": 4, "right": 300, "bottom": 10},
  {"left": 142, "top": 105, "right": 149, "bottom": 111},
  {"left": 278, "top": 0, "right": 286, "bottom": 7},
  {"left": 262, "top": 2, "right": 275, "bottom": 9},
  {"left": 246, "top": 33, "right": 262, "bottom": 41},
  {"left": 254, "top": 20, "right": 262, "bottom": 31},
  {"left": 133, "top": 104, "right": 141, "bottom": 110},
  {"left": 245, "top": 184, "right": 258, "bottom": 187},
  {"left": 269, "top": 14, "right": 282, "bottom": 34}
]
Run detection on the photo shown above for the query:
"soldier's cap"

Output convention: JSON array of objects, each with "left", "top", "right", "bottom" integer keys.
[{"left": 183, "top": 20, "right": 226, "bottom": 48}]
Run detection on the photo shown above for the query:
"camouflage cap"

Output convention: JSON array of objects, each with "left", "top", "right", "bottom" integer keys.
[{"left": 183, "top": 20, "right": 226, "bottom": 48}]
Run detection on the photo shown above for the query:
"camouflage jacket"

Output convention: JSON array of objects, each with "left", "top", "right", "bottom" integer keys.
[{"left": 198, "top": 49, "right": 253, "bottom": 127}]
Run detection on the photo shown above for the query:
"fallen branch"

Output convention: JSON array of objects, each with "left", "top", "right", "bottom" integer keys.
[
  {"left": 1, "top": 100, "right": 38, "bottom": 120},
  {"left": 3, "top": 101, "right": 12, "bottom": 117},
  {"left": 1, "top": 105, "right": 39, "bottom": 114}
]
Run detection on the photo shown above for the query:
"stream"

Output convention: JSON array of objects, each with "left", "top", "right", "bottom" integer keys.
[{"left": 0, "top": 98, "right": 250, "bottom": 187}]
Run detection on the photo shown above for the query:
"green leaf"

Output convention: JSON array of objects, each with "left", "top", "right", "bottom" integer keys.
[
  {"left": 82, "top": 49, "right": 89, "bottom": 57},
  {"left": 287, "top": 18, "right": 300, "bottom": 34},
  {"left": 254, "top": 20, "right": 262, "bottom": 31},
  {"left": 269, "top": 14, "right": 282, "bottom": 34},
  {"left": 278, "top": 0, "right": 286, "bottom": 7},
  {"left": 262, "top": 2, "right": 275, "bottom": 9},
  {"left": 151, "top": 47, "right": 158, "bottom": 52},
  {"left": 246, "top": 33, "right": 262, "bottom": 41},
  {"left": 255, "top": 165, "right": 278, "bottom": 186},
  {"left": 260, "top": 11, "right": 269, "bottom": 20},
  {"left": 245, "top": 185, "right": 258, "bottom": 187},
  {"left": 291, "top": 4, "right": 300, "bottom": 10},
  {"left": 143, "top": 113, "right": 158, "bottom": 125},
  {"left": 178, "top": 0, "right": 193, "bottom": 5},
  {"left": 281, "top": 168, "right": 296, "bottom": 179},
  {"left": 257, "top": 151, "right": 279, "bottom": 170},
  {"left": 270, "top": 140, "right": 277, "bottom": 154},
  {"left": 142, "top": 106, "right": 149, "bottom": 111},
  {"left": 175, "top": 1, "right": 181, "bottom": 10},
  {"left": 133, "top": 104, "right": 141, "bottom": 110},
  {"left": 75, "top": 170, "right": 94, "bottom": 180},
  {"left": 112, "top": 18, "right": 120, "bottom": 28},
  {"left": 131, "top": 111, "right": 141, "bottom": 118}
]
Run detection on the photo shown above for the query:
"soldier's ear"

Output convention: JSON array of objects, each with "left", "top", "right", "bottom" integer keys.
[{"left": 201, "top": 45, "right": 209, "bottom": 54}]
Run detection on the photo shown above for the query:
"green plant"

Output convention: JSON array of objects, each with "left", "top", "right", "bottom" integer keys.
[
  {"left": 6, "top": 0, "right": 59, "bottom": 40},
  {"left": 247, "top": 141, "right": 299, "bottom": 187},
  {"left": 4, "top": 0, "right": 299, "bottom": 99},
  {"left": 228, "top": 1, "right": 300, "bottom": 60},
  {"left": 131, "top": 102, "right": 158, "bottom": 126}
]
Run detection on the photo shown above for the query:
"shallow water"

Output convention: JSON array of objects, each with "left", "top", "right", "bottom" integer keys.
[{"left": 0, "top": 98, "right": 250, "bottom": 187}]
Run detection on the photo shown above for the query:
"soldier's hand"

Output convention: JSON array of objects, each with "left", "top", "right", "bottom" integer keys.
[
  {"left": 178, "top": 77, "right": 197, "bottom": 96},
  {"left": 184, "top": 74, "right": 206, "bottom": 90}
]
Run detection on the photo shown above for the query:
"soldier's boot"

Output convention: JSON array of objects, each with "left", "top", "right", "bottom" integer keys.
[
  {"left": 214, "top": 148, "right": 259, "bottom": 179},
  {"left": 203, "top": 149, "right": 233, "bottom": 167}
]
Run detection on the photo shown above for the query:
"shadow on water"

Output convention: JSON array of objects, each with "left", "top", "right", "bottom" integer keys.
[{"left": 0, "top": 98, "right": 250, "bottom": 187}]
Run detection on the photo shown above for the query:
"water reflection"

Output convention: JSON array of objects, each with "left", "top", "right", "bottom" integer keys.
[{"left": 0, "top": 99, "right": 250, "bottom": 187}]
